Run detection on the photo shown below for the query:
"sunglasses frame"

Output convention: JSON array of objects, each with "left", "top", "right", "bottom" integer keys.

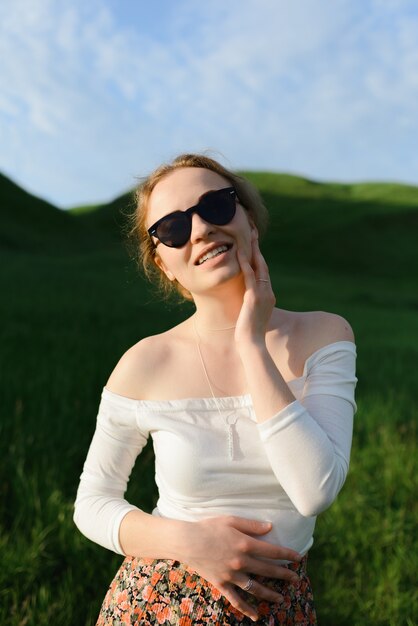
[{"left": 148, "top": 186, "right": 237, "bottom": 248}]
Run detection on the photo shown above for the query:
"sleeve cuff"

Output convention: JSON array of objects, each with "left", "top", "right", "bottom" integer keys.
[
  {"left": 257, "top": 400, "right": 308, "bottom": 441},
  {"left": 110, "top": 504, "right": 142, "bottom": 555}
]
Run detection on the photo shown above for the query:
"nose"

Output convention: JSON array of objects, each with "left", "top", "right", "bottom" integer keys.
[{"left": 189, "top": 211, "right": 216, "bottom": 243}]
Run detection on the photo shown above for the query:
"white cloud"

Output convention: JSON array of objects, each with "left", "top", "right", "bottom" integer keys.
[{"left": 0, "top": 0, "right": 418, "bottom": 206}]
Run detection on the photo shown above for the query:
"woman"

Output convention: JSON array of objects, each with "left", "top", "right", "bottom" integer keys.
[{"left": 74, "top": 153, "right": 358, "bottom": 625}]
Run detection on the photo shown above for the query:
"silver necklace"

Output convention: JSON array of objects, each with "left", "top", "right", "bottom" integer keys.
[{"left": 192, "top": 316, "right": 238, "bottom": 461}]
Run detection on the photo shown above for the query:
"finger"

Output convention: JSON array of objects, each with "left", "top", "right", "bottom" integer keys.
[
  {"left": 239, "top": 241, "right": 270, "bottom": 287},
  {"left": 237, "top": 246, "right": 253, "bottom": 269},
  {"left": 242, "top": 557, "right": 300, "bottom": 584},
  {"left": 248, "top": 537, "right": 302, "bottom": 565},
  {"left": 251, "top": 238, "right": 270, "bottom": 279},
  {"left": 224, "top": 517, "right": 301, "bottom": 568},
  {"left": 224, "top": 516, "right": 273, "bottom": 536},
  {"left": 236, "top": 576, "right": 284, "bottom": 604},
  {"left": 222, "top": 585, "right": 259, "bottom": 622},
  {"left": 239, "top": 238, "right": 259, "bottom": 273},
  {"left": 237, "top": 248, "right": 256, "bottom": 289}
]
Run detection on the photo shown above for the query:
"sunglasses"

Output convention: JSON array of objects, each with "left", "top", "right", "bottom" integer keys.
[{"left": 148, "top": 186, "right": 237, "bottom": 248}]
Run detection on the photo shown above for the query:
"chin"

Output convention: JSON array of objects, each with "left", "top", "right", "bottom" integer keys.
[{"left": 200, "top": 271, "right": 243, "bottom": 293}]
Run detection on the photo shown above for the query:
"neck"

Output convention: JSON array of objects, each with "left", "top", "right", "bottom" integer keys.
[{"left": 192, "top": 279, "right": 245, "bottom": 333}]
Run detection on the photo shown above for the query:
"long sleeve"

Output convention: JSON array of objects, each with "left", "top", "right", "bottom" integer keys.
[
  {"left": 257, "top": 341, "right": 358, "bottom": 517},
  {"left": 73, "top": 388, "right": 149, "bottom": 554}
]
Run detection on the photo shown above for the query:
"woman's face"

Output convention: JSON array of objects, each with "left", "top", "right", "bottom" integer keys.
[{"left": 146, "top": 167, "right": 257, "bottom": 297}]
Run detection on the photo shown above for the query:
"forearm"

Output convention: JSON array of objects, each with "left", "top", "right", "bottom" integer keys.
[
  {"left": 238, "top": 340, "right": 297, "bottom": 422},
  {"left": 237, "top": 341, "right": 354, "bottom": 516},
  {"left": 119, "top": 509, "right": 193, "bottom": 560},
  {"left": 257, "top": 396, "right": 351, "bottom": 515}
]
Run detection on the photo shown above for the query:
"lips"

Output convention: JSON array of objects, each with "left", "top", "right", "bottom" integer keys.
[{"left": 194, "top": 242, "right": 233, "bottom": 265}]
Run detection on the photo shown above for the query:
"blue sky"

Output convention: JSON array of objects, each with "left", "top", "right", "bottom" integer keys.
[{"left": 1, "top": 0, "right": 418, "bottom": 208}]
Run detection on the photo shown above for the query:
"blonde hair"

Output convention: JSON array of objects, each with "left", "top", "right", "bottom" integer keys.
[{"left": 124, "top": 153, "right": 269, "bottom": 302}]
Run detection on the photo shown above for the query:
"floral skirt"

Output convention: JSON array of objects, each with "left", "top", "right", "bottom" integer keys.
[{"left": 96, "top": 554, "right": 317, "bottom": 625}]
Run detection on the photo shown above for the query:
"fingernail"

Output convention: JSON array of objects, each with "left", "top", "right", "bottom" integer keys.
[{"left": 275, "top": 593, "right": 284, "bottom": 602}]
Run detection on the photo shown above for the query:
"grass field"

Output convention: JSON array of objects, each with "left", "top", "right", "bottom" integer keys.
[{"left": 0, "top": 171, "right": 417, "bottom": 625}]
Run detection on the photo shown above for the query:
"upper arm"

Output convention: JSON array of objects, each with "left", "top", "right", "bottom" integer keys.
[
  {"left": 304, "top": 313, "right": 358, "bottom": 411},
  {"left": 73, "top": 391, "right": 146, "bottom": 554}
]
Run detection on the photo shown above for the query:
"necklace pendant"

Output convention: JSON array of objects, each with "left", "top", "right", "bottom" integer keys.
[
  {"left": 228, "top": 424, "right": 234, "bottom": 461},
  {"left": 225, "top": 413, "right": 237, "bottom": 461}
]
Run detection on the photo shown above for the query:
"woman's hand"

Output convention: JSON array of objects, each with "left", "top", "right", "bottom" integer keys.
[
  {"left": 235, "top": 232, "right": 276, "bottom": 346},
  {"left": 183, "top": 515, "right": 302, "bottom": 622}
]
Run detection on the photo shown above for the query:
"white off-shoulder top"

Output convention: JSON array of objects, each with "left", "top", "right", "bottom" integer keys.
[{"left": 73, "top": 341, "right": 358, "bottom": 562}]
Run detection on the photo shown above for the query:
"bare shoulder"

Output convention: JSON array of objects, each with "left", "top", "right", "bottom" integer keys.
[
  {"left": 105, "top": 332, "right": 174, "bottom": 399},
  {"left": 267, "top": 308, "right": 355, "bottom": 379},
  {"left": 299, "top": 310, "right": 355, "bottom": 352}
]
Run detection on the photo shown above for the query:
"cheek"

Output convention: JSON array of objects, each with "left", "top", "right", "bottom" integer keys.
[{"left": 155, "top": 251, "right": 178, "bottom": 281}]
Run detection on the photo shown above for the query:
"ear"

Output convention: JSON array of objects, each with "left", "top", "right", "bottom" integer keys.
[{"left": 154, "top": 253, "right": 176, "bottom": 281}]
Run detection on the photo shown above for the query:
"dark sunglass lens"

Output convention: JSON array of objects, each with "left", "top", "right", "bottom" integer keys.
[
  {"left": 199, "top": 189, "right": 236, "bottom": 225},
  {"left": 153, "top": 188, "right": 236, "bottom": 247},
  {"left": 157, "top": 213, "right": 190, "bottom": 247}
]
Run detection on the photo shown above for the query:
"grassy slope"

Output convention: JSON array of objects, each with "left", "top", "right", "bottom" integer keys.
[
  {"left": 0, "top": 172, "right": 81, "bottom": 252},
  {"left": 0, "top": 172, "right": 131, "bottom": 252},
  {"left": 0, "top": 171, "right": 417, "bottom": 625}
]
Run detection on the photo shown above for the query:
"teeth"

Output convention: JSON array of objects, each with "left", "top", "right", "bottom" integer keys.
[{"left": 198, "top": 245, "right": 228, "bottom": 265}]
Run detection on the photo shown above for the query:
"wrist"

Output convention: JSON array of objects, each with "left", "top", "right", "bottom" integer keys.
[
  {"left": 173, "top": 520, "right": 201, "bottom": 562},
  {"left": 236, "top": 337, "right": 268, "bottom": 356},
  {"left": 119, "top": 511, "right": 195, "bottom": 560},
  {"left": 160, "top": 518, "right": 196, "bottom": 561}
]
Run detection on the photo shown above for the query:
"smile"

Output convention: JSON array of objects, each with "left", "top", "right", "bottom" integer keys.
[{"left": 197, "top": 245, "right": 230, "bottom": 265}]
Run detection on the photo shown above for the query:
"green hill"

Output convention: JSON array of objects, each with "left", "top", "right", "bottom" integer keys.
[
  {"left": 241, "top": 172, "right": 418, "bottom": 282},
  {"left": 2, "top": 169, "right": 418, "bottom": 283},
  {"left": 242, "top": 171, "right": 418, "bottom": 205},
  {"left": 0, "top": 172, "right": 137, "bottom": 252},
  {"left": 66, "top": 170, "right": 418, "bottom": 282},
  {"left": 0, "top": 172, "right": 83, "bottom": 252},
  {"left": 69, "top": 189, "right": 135, "bottom": 244}
]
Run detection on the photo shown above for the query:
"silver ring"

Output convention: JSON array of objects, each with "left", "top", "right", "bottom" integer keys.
[
  {"left": 242, "top": 577, "right": 254, "bottom": 592},
  {"left": 256, "top": 279, "right": 269, "bottom": 283}
]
